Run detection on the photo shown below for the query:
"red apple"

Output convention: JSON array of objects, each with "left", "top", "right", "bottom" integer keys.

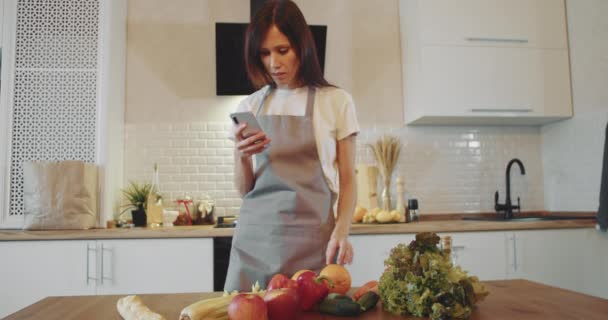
[
  {"left": 267, "top": 273, "right": 298, "bottom": 291},
  {"left": 264, "top": 288, "right": 300, "bottom": 320},
  {"left": 228, "top": 293, "right": 268, "bottom": 320}
]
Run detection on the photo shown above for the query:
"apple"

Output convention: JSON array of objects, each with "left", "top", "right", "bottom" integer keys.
[
  {"left": 267, "top": 273, "right": 298, "bottom": 291},
  {"left": 264, "top": 288, "right": 300, "bottom": 320},
  {"left": 228, "top": 293, "right": 268, "bottom": 320}
]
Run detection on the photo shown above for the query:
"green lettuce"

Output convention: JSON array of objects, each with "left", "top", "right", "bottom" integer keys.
[{"left": 378, "top": 232, "right": 489, "bottom": 320}]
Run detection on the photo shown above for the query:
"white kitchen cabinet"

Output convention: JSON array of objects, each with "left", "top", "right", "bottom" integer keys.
[
  {"left": 348, "top": 234, "right": 415, "bottom": 286},
  {"left": 417, "top": 46, "right": 571, "bottom": 121},
  {"left": 419, "top": 0, "right": 567, "bottom": 49},
  {"left": 0, "top": 240, "right": 96, "bottom": 318},
  {"left": 438, "top": 231, "right": 509, "bottom": 281},
  {"left": 0, "top": 238, "right": 214, "bottom": 318},
  {"left": 506, "top": 229, "right": 590, "bottom": 293},
  {"left": 400, "top": 0, "right": 572, "bottom": 125},
  {"left": 96, "top": 238, "right": 214, "bottom": 295}
]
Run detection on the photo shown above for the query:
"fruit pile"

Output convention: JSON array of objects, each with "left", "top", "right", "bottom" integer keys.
[
  {"left": 177, "top": 264, "right": 380, "bottom": 320},
  {"left": 352, "top": 206, "right": 403, "bottom": 224}
]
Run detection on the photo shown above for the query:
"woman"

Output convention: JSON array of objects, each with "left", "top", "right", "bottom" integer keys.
[{"left": 225, "top": 0, "right": 359, "bottom": 292}]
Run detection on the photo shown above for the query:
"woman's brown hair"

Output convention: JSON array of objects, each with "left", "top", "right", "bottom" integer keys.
[{"left": 244, "top": 0, "right": 331, "bottom": 89}]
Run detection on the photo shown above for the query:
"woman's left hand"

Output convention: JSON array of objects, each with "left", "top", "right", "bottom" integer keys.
[{"left": 325, "top": 234, "right": 354, "bottom": 265}]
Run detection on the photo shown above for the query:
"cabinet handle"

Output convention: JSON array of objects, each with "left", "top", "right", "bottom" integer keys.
[
  {"left": 452, "top": 245, "right": 465, "bottom": 251},
  {"left": 470, "top": 108, "right": 533, "bottom": 113},
  {"left": 101, "top": 244, "right": 111, "bottom": 284},
  {"left": 465, "top": 37, "right": 529, "bottom": 44},
  {"left": 511, "top": 235, "right": 518, "bottom": 272},
  {"left": 86, "top": 243, "right": 97, "bottom": 285}
]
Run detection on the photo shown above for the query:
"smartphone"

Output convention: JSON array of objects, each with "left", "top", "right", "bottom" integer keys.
[{"left": 230, "top": 112, "right": 264, "bottom": 139}]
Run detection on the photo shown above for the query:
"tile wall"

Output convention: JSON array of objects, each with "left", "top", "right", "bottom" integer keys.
[{"left": 124, "top": 122, "right": 545, "bottom": 217}]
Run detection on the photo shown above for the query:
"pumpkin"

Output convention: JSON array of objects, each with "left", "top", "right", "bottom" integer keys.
[{"left": 320, "top": 264, "right": 351, "bottom": 294}]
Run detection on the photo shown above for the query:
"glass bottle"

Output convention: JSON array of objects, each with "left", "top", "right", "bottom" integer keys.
[{"left": 146, "top": 163, "right": 164, "bottom": 227}]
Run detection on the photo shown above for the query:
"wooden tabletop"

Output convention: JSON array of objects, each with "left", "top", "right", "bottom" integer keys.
[{"left": 6, "top": 280, "right": 608, "bottom": 320}]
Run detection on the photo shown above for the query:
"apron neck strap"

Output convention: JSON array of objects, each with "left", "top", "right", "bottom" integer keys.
[
  {"left": 305, "top": 87, "right": 315, "bottom": 118},
  {"left": 255, "top": 86, "right": 316, "bottom": 118}
]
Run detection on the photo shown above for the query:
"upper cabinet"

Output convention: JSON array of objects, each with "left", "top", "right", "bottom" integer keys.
[{"left": 400, "top": 0, "right": 573, "bottom": 125}]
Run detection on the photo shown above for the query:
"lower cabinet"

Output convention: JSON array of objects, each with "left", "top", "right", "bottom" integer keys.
[
  {"left": 0, "top": 240, "right": 96, "bottom": 318},
  {"left": 350, "top": 228, "right": 606, "bottom": 299},
  {"left": 438, "top": 231, "right": 509, "bottom": 281},
  {"left": 506, "top": 229, "right": 597, "bottom": 296},
  {"left": 0, "top": 238, "right": 214, "bottom": 318},
  {"left": 348, "top": 234, "right": 414, "bottom": 286}
]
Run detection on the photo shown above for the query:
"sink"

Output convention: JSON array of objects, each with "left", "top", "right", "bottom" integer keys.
[{"left": 462, "top": 215, "right": 596, "bottom": 222}]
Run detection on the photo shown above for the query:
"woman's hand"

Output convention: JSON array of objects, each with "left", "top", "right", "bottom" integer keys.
[
  {"left": 325, "top": 229, "right": 354, "bottom": 265},
  {"left": 234, "top": 123, "right": 271, "bottom": 158}
]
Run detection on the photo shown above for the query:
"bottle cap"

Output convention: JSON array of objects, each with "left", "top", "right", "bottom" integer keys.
[{"left": 408, "top": 199, "right": 419, "bottom": 210}]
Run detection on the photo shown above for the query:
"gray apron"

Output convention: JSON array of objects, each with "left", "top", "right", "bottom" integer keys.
[{"left": 224, "top": 87, "right": 336, "bottom": 292}]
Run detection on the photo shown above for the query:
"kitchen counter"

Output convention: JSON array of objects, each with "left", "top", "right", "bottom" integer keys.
[
  {"left": 5, "top": 280, "right": 608, "bottom": 319},
  {"left": 0, "top": 212, "right": 596, "bottom": 241}
]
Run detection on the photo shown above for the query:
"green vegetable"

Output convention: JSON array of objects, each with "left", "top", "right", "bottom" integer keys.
[
  {"left": 326, "top": 293, "right": 353, "bottom": 301},
  {"left": 357, "top": 291, "right": 379, "bottom": 311},
  {"left": 319, "top": 296, "right": 362, "bottom": 316},
  {"left": 378, "top": 232, "right": 489, "bottom": 320}
]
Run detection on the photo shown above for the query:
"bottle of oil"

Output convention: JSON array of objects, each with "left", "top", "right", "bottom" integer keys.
[{"left": 146, "top": 163, "right": 164, "bottom": 227}]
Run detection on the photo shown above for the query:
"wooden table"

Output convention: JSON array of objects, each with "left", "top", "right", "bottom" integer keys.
[{"left": 6, "top": 280, "right": 608, "bottom": 319}]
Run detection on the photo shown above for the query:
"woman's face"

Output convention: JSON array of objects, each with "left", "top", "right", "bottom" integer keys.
[{"left": 260, "top": 25, "right": 300, "bottom": 89}]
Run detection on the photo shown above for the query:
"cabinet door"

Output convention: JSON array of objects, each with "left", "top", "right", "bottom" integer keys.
[
  {"left": 95, "top": 238, "right": 213, "bottom": 295},
  {"left": 349, "top": 234, "right": 415, "bottom": 286},
  {"left": 420, "top": 45, "right": 571, "bottom": 118},
  {"left": 439, "top": 232, "right": 509, "bottom": 281},
  {"left": 0, "top": 240, "right": 96, "bottom": 318},
  {"left": 507, "top": 229, "right": 589, "bottom": 293},
  {"left": 419, "top": 0, "right": 567, "bottom": 48}
]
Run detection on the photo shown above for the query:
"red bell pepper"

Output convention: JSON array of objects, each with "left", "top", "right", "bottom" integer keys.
[
  {"left": 267, "top": 273, "right": 298, "bottom": 291},
  {"left": 296, "top": 271, "right": 334, "bottom": 311}
]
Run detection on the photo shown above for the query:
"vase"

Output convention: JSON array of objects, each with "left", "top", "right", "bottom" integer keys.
[
  {"left": 381, "top": 180, "right": 392, "bottom": 211},
  {"left": 131, "top": 208, "right": 147, "bottom": 227}
]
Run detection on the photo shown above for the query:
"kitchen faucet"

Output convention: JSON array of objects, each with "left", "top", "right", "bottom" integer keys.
[{"left": 495, "top": 158, "right": 526, "bottom": 219}]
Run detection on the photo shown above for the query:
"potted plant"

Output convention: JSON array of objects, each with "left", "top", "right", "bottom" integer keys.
[{"left": 120, "top": 181, "right": 152, "bottom": 227}]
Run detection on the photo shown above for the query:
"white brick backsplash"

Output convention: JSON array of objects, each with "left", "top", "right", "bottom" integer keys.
[
  {"left": 180, "top": 166, "right": 198, "bottom": 174},
  {"left": 207, "top": 140, "right": 224, "bottom": 148},
  {"left": 217, "top": 148, "right": 233, "bottom": 156},
  {"left": 207, "top": 156, "right": 223, "bottom": 165},
  {"left": 208, "top": 123, "right": 224, "bottom": 131},
  {"left": 124, "top": 121, "right": 545, "bottom": 218},
  {"left": 216, "top": 165, "right": 233, "bottom": 173},
  {"left": 197, "top": 165, "right": 216, "bottom": 173},
  {"left": 189, "top": 122, "right": 207, "bottom": 131},
  {"left": 188, "top": 157, "right": 207, "bottom": 165},
  {"left": 199, "top": 148, "right": 217, "bottom": 156},
  {"left": 199, "top": 132, "right": 216, "bottom": 139},
  {"left": 173, "top": 157, "right": 189, "bottom": 165},
  {"left": 171, "top": 139, "right": 189, "bottom": 148},
  {"left": 189, "top": 140, "right": 207, "bottom": 148}
]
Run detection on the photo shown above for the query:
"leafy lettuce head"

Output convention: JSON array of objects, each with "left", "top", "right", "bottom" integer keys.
[{"left": 378, "top": 232, "right": 489, "bottom": 320}]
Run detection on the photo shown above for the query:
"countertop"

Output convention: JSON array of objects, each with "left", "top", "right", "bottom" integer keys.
[
  {"left": 0, "top": 212, "right": 596, "bottom": 241},
  {"left": 5, "top": 280, "right": 608, "bottom": 319}
]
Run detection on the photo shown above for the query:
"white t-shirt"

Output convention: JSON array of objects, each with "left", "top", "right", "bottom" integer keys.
[{"left": 233, "top": 85, "right": 360, "bottom": 194}]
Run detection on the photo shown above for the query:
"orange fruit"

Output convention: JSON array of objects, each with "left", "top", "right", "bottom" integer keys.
[
  {"left": 320, "top": 264, "right": 351, "bottom": 294},
  {"left": 291, "top": 269, "right": 313, "bottom": 280}
]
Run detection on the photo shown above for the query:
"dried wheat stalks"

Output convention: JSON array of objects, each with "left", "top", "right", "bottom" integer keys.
[{"left": 367, "top": 135, "right": 401, "bottom": 210}]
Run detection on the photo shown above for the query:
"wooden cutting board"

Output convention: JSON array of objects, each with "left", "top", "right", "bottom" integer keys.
[{"left": 5, "top": 280, "right": 608, "bottom": 320}]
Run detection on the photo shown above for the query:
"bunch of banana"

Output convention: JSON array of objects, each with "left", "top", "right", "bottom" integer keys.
[{"left": 179, "top": 282, "right": 265, "bottom": 320}]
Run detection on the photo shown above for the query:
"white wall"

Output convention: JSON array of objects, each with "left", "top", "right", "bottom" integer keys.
[
  {"left": 124, "top": 0, "right": 545, "bottom": 216},
  {"left": 541, "top": 0, "right": 608, "bottom": 211}
]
